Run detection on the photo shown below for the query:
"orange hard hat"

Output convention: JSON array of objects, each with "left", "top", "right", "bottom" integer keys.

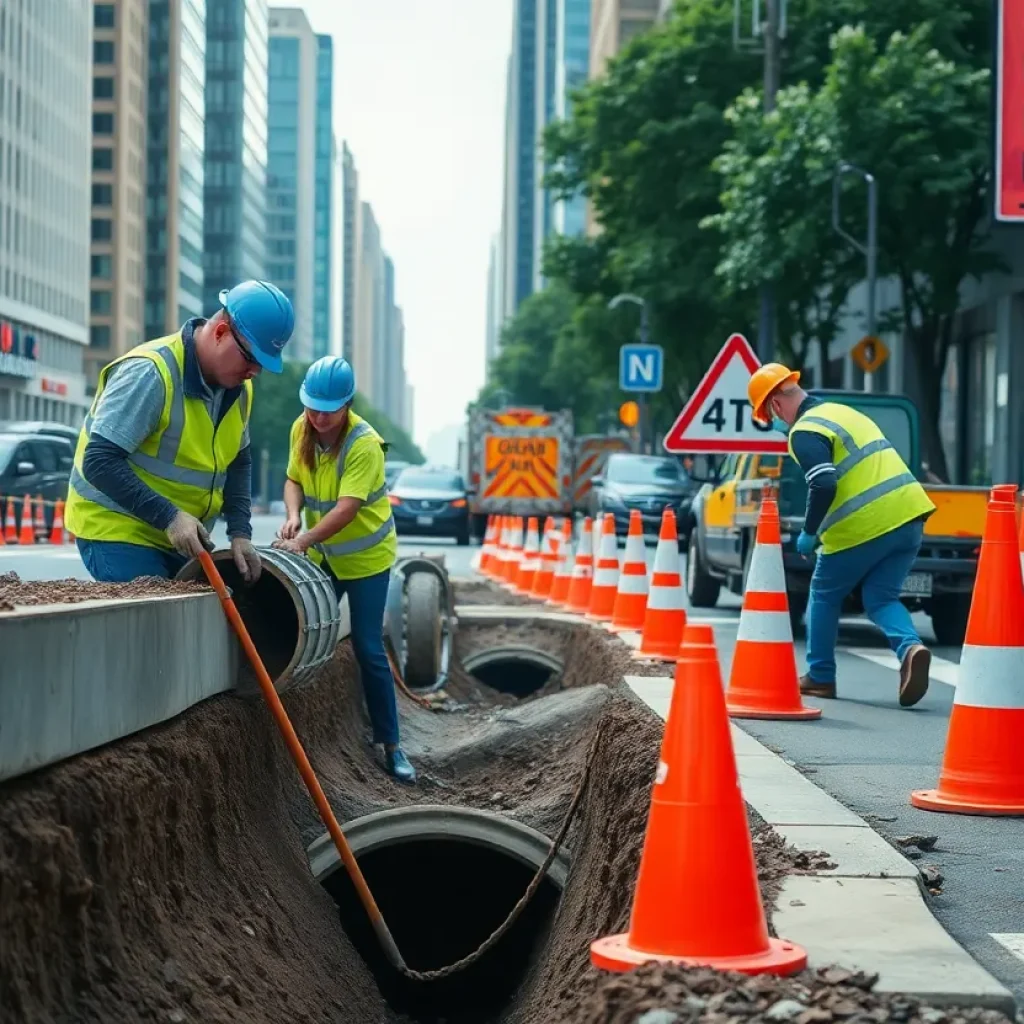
[{"left": 748, "top": 363, "right": 801, "bottom": 424}]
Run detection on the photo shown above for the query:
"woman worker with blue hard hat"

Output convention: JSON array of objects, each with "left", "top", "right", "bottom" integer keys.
[
  {"left": 66, "top": 280, "right": 294, "bottom": 583},
  {"left": 272, "top": 356, "right": 415, "bottom": 784}
]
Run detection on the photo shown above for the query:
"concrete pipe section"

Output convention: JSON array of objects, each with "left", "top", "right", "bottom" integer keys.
[
  {"left": 310, "top": 805, "right": 570, "bottom": 1020},
  {"left": 461, "top": 645, "right": 565, "bottom": 699},
  {"left": 177, "top": 546, "right": 344, "bottom": 691}
]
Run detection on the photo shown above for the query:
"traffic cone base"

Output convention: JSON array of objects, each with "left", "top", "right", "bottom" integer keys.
[
  {"left": 591, "top": 932, "right": 807, "bottom": 976},
  {"left": 591, "top": 624, "right": 807, "bottom": 978},
  {"left": 725, "top": 501, "right": 820, "bottom": 721}
]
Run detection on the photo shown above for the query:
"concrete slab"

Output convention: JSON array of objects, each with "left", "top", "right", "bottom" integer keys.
[
  {"left": 775, "top": 876, "right": 1015, "bottom": 1013},
  {"left": 735, "top": 754, "right": 867, "bottom": 827},
  {"left": 455, "top": 605, "right": 589, "bottom": 626},
  {"left": 773, "top": 823, "right": 919, "bottom": 880}
]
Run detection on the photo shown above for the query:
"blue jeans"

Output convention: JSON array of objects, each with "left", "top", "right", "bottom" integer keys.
[
  {"left": 328, "top": 568, "right": 401, "bottom": 747},
  {"left": 77, "top": 539, "right": 187, "bottom": 582},
  {"left": 806, "top": 519, "right": 925, "bottom": 684}
]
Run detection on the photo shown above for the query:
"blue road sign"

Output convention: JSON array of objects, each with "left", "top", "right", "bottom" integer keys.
[{"left": 619, "top": 343, "right": 664, "bottom": 393}]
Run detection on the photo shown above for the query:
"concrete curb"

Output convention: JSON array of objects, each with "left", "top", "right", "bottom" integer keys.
[{"left": 458, "top": 599, "right": 1015, "bottom": 1014}]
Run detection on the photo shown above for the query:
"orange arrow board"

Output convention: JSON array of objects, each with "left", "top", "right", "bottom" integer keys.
[{"left": 662, "top": 333, "right": 788, "bottom": 455}]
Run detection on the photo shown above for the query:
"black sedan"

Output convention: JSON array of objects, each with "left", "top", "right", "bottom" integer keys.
[
  {"left": 591, "top": 453, "right": 697, "bottom": 543},
  {"left": 389, "top": 465, "right": 471, "bottom": 545}
]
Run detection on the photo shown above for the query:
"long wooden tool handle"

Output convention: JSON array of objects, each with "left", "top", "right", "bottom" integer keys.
[{"left": 198, "top": 551, "right": 408, "bottom": 972}]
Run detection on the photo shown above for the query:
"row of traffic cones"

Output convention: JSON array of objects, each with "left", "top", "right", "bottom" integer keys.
[
  {"left": 0, "top": 495, "right": 69, "bottom": 546},
  {"left": 478, "top": 502, "right": 819, "bottom": 721}
]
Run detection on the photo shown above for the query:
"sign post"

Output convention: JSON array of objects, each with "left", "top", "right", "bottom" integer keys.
[
  {"left": 618, "top": 338, "right": 664, "bottom": 456},
  {"left": 662, "top": 333, "right": 788, "bottom": 455}
]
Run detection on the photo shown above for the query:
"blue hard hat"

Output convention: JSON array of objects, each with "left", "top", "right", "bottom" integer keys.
[
  {"left": 300, "top": 356, "right": 356, "bottom": 412},
  {"left": 218, "top": 280, "right": 295, "bottom": 373}
]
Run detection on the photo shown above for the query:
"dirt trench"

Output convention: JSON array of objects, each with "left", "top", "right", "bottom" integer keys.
[{"left": 0, "top": 579, "right": 864, "bottom": 1024}]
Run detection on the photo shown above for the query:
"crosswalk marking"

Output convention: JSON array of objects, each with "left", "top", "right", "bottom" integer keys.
[
  {"left": 990, "top": 934, "right": 1024, "bottom": 963},
  {"left": 843, "top": 646, "right": 960, "bottom": 687}
]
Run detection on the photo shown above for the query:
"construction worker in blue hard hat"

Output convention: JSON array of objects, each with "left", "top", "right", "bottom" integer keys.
[
  {"left": 272, "top": 356, "right": 414, "bottom": 784},
  {"left": 66, "top": 280, "right": 295, "bottom": 583}
]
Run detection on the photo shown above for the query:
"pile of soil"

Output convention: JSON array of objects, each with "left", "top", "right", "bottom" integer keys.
[
  {"left": 0, "top": 571, "right": 208, "bottom": 611},
  {"left": 452, "top": 579, "right": 534, "bottom": 607},
  {"left": 566, "top": 963, "right": 1010, "bottom": 1024},
  {"left": 0, "top": 619, "right": 813, "bottom": 1024}
]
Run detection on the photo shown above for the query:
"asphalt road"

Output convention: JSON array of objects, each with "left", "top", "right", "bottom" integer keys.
[{"left": 4, "top": 521, "right": 1023, "bottom": 1007}]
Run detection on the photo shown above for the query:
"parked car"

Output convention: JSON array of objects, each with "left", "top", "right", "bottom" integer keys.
[
  {"left": 384, "top": 459, "right": 410, "bottom": 489},
  {"left": 0, "top": 420, "right": 81, "bottom": 445},
  {"left": 389, "top": 464, "right": 471, "bottom": 545},
  {"left": 0, "top": 430, "right": 75, "bottom": 534},
  {"left": 590, "top": 453, "right": 698, "bottom": 544}
]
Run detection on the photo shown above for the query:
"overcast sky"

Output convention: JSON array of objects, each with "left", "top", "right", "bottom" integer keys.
[{"left": 279, "top": 0, "right": 513, "bottom": 455}]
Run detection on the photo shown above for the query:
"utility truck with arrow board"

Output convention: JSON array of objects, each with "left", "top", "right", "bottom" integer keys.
[
  {"left": 664, "top": 334, "right": 987, "bottom": 647},
  {"left": 464, "top": 406, "right": 574, "bottom": 540}
]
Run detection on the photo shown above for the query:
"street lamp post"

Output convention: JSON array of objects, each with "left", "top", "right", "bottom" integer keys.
[
  {"left": 832, "top": 162, "right": 878, "bottom": 392},
  {"left": 608, "top": 293, "right": 651, "bottom": 453}
]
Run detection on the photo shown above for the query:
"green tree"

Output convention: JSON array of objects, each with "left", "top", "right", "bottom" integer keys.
[
  {"left": 706, "top": 82, "right": 859, "bottom": 384},
  {"left": 542, "top": 0, "right": 761, "bottom": 390},
  {"left": 824, "top": 24, "right": 996, "bottom": 479}
]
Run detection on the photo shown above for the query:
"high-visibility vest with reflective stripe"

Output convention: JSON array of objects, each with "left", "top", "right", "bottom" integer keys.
[
  {"left": 788, "top": 401, "right": 934, "bottom": 555},
  {"left": 289, "top": 413, "right": 396, "bottom": 579},
  {"left": 65, "top": 333, "right": 252, "bottom": 550}
]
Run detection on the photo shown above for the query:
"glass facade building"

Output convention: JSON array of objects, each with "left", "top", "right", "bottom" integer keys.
[
  {"left": 146, "top": 0, "right": 206, "bottom": 338},
  {"left": 203, "top": 0, "right": 269, "bottom": 310},
  {"left": 554, "top": 0, "right": 590, "bottom": 238},
  {"left": 313, "top": 35, "right": 334, "bottom": 360},
  {"left": 267, "top": 35, "right": 299, "bottom": 313}
]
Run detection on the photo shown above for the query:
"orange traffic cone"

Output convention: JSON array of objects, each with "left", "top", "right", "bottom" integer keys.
[
  {"left": 725, "top": 500, "right": 821, "bottom": 721},
  {"left": 548, "top": 519, "right": 574, "bottom": 607},
  {"left": 634, "top": 509, "right": 686, "bottom": 662},
  {"left": 587, "top": 513, "right": 620, "bottom": 622},
  {"left": 912, "top": 486, "right": 1024, "bottom": 814},
  {"left": 530, "top": 516, "right": 558, "bottom": 600},
  {"left": 502, "top": 517, "right": 524, "bottom": 587},
  {"left": 479, "top": 516, "right": 496, "bottom": 576},
  {"left": 33, "top": 494, "right": 46, "bottom": 541},
  {"left": 494, "top": 516, "right": 511, "bottom": 581},
  {"left": 3, "top": 497, "right": 15, "bottom": 543},
  {"left": 609, "top": 509, "right": 649, "bottom": 632},
  {"left": 49, "top": 499, "right": 66, "bottom": 545},
  {"left": 515, "top": 517, "right": 541, "bottom": 593},
  {"left": 565, "top": 517, "right": 595, "bottom": 614},
  {"left": 591, "top": 623, "right": 808, "bottom": 976},
  {"left": 17, "top": 494, "right": 34, "bottom": 545}
]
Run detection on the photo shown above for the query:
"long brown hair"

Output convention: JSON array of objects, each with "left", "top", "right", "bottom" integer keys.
[{"left": 297, "top": 410, "right": 348, "bottom": 471}]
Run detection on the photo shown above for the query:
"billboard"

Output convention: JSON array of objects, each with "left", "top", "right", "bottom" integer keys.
[{"left": 995, "top": 0, "right": 1024, "bottom": 221}]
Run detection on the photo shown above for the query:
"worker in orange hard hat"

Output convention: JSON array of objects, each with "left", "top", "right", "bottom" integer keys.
[{"left": 747, "top": 363, "right": 936, "bottom": 708}]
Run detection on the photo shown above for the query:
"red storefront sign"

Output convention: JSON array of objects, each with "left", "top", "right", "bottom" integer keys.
[
  {"left": 41, "top": 377, "right": 68, "bottom": 396},
  {"left": 996, "top": 0, "right": 1024, "bottom": 221}
]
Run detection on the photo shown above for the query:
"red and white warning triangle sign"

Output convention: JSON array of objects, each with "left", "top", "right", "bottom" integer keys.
[{"left": 663, "top": 333, "right": 789, "bottom": 454}]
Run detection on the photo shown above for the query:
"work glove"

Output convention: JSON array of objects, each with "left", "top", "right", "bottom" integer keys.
[
  {"left": 796, "top": 530, "right": 818, "bottom": 557},
  {"left": 165, "top": 510, "right": 214, "bottom": 559},
  {"left": 230, "top": 536, "right": 262, "bottom": 584}
]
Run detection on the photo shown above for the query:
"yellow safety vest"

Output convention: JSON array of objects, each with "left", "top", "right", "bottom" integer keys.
[
  {"left": 788, "top": 401, "right": 935, "bottom": 555},
  {"left": 288, "top": 412, "right": 397, "bottom": 580},
  {"left": 65, "top": 333, "right": 252, "bottom": 551}
]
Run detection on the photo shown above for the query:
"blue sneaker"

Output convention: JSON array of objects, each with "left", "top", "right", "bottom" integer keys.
[{"left": 385, "top": 747, "right": 417, "bottom": 784}]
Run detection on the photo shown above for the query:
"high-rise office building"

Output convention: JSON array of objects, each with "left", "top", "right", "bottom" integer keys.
[
  {"left": 87, "top": 0, "right": 148, "bottom": 390},
  {"left": 589, "top": 0, "right": 659, "bottom": 78},
  {"left": 553, "top": 0, "right": 591, "bottom": 238},
  {"left": 313, "top": 34, "right": 335, "bottom": 360},
  {"left": 485, "top": 235, "right": 503, "bottom": 368},
  {"left": 341, "top": 143, "right": 359, "bottom": 364},
  {"left": 532, "top": 0, "right": 558, "bottom": 291},
  {"left": 385, "top": 302, "right": 406, "bottom": 428},
  {"left": 0, "top": 1, "right": 92, "bottom": 423},
  {"left": 354, "top": 201, "right": 382, "bottom": 404},
  {"left": 499, "top": 0, "right": 538, "bottom": 319},
  {"left": 267, "top": 7, "right": 317, "bottom": 361},
  {"left": 404, "top": 383, "right": 414, "bottom": 437},
  {"left": 203, "top": 0, "right": 269, "bottom": 312},
  {"left": 378, "top": 254, "right": 396, "bottom": 414},
  {"left": 145, "top": 0, "right": 206, "bottom": 340}
]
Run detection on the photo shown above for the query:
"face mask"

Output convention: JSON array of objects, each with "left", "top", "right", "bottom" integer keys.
[{"left": 772, "top": 415, "right": 790, "bottom": 436}]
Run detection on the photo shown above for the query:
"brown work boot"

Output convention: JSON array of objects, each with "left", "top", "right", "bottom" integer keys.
[
  {"left": 899, "top": 645, "right": 931, "bottom": 708},
  {"left": 799, "top": 674, "right": 836, "bottom": 699}
]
